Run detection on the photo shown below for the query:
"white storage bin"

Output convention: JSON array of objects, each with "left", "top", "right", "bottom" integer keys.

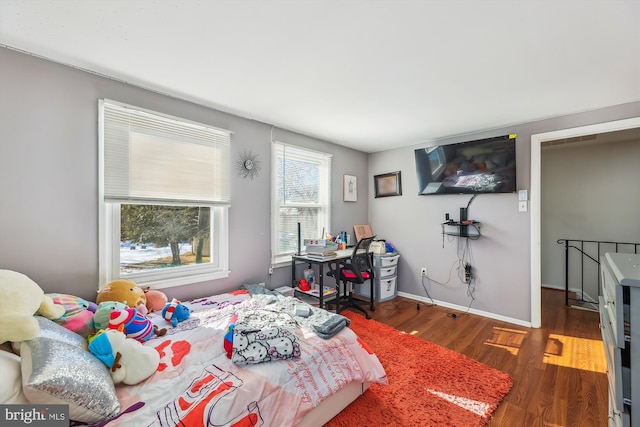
[
  {"left": 356, "top": 277, "right": 397, "bottom": 302},
  {"left": 355, "top": 251, "right": 400, "bottom": 303},
  {"left": 373, "top": 253, "right": 399, "bottom": 268},
  {"left": 377, "top": 266, "right": 397, "bottom": 279},
  {"left": 375, "top": 276, "right": 397, "bottom": 302}
]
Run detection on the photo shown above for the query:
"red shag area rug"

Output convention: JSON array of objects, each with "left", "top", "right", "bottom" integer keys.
[{"left": 326, "top": 312, "right": 513, "bottom": 427}]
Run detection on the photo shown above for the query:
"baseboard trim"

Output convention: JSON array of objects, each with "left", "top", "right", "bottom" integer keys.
[
  {"left": 396, "top": 291, "right": 533, "bottom": 328},
  {"left": 541, "top": 284, "right": 598, "bottom": 303}
]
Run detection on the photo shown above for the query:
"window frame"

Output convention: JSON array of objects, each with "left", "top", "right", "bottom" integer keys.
[
  {"left": 98, "top": 100, "right": 230, "bottom": 289},
  {"left": 271, "top": 141, "right": 332, "bottom": 266}
]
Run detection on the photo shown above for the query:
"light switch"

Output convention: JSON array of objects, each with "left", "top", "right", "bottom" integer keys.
[
  {"left": 519, "top": 201, "right": 528, "bottom": 212},
  {"left": 518, "top": 190, "right": 528, "bottom": 201}
]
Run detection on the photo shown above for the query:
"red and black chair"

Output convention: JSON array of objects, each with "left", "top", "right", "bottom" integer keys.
[{"left": 327, "top": 236, "right": 376, "bottom": 319}]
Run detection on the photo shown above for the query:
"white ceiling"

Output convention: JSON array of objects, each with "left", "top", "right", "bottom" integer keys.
[{"left": 1, "top": 0, "right": 638, "bottom": 153}]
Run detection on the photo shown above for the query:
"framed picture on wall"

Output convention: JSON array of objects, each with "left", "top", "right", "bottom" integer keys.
[
  {"left": 374, "top": 171, "right": 402, "bottom": 198},
  {"left": 343, "top": 174, "right": 357, "bottom": 202}
]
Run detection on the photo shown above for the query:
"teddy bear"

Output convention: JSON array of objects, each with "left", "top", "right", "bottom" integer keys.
[
  {"left": 144, "top": 288, "right": 168, "bottom": 313},
  {"left": 46, "top": 293, "right": 97, "bottom": 338},
  {"left": 93, "top": 301, "right": 128, "bottom": 331},
  {"left": 161, "top": 298, "right": 191, "bottom": 327},
  {"left": 96, "top": 279, "right": 148, "bottom": 315},
  {"left": 108, "top": 308, "right": 166, "bottom": 342},
  {"left": 0, "top": 269, "right": 65, "bottom": 344},
  {"left": 88, "top": 329, "right": 160, "bottom": 385}
]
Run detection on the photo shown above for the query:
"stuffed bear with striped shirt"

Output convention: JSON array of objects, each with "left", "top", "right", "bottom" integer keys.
[{"left": 108, "top": 307, "right": 166, "bottom": 342}]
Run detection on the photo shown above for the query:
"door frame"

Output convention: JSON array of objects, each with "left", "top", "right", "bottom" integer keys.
[{"left": 530, "top": 116, "right": 640, "bottom": 327}]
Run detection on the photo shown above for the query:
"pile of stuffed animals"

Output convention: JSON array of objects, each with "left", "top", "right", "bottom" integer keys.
[{"left": 0, "top": 269, "right": 191, "bottom": 386}]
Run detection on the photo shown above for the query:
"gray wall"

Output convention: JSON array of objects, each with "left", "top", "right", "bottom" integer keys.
[
  {"left": 2, "top": 46, "right": 638, "bottom": 323},
  {"left": 368, "top": 102, "right": 640, "bottom": 323},
  {"left": 541, "top": 138, "right": 640, "bottom": 297},
  {"left": 0, "top": 47, "right": 368, "bottom": 301}
]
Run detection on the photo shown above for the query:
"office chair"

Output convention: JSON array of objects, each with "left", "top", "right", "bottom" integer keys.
[{"left": 327, "top": 235, "right": 376, "bottom": 319}]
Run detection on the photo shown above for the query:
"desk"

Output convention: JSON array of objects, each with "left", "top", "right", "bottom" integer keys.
[{"left": 291, "top": 249, "right": 354, "bottom": 309}]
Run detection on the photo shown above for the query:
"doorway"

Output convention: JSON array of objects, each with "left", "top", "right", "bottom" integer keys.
[{"left": 529, "top": 117, "right": 640, "bottom": 328}]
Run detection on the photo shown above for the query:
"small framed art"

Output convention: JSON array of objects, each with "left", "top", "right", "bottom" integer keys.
[
  {"left": 343, "top": 174, "right": 357, "bottom": 202},
  {"left": 374, "top": 171, "right": 402, "bottom": 198}
]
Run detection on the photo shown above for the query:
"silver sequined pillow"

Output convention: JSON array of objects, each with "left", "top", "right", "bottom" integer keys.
[
  {"left": 34, "top": 315, "right": 87, "bottom": 347},
  {"left": 12, "top": 316, "right": 86, "bottom": 355},
  {"left": 20, "top": 336, "right": 120, "bottom": 424}
]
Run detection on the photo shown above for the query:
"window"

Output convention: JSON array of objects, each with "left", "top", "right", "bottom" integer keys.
[
  {"left": 427, "top": 146, "right": 446, "bottom": 180},
  {"left": 271, "top": 142, "right": 332, "bottom": 265},
  {"left": 99, "top": 100, "right": 231, "bottom": 289}
]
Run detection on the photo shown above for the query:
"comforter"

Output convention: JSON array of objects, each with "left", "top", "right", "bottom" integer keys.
[{"left": 94, "top": 289, "right": 387, "bottom": 427}]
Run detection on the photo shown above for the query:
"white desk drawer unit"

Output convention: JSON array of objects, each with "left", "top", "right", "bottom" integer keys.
[
  {"left": 373, "top": 253, "right": 399, "bottom": 268},
  {"left": 600, "top": 253, "right": 640, "bottom": 427},
  {"left": 357, "top": 252, "right": 400, "bottom": 302},
  {"left": 375, "top": 276, "right": 397, "bottom": 302},
  {"left": 377, "top": 266, "right": 397, "bottom": 279}
]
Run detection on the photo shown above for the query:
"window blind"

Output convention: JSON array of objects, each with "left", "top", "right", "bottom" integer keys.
[
  {"left": 101, "top": 100, "right": 231, "bottom": 205},
  {"left": 272, "top": 142, "right": 331, "bottom": 260}
]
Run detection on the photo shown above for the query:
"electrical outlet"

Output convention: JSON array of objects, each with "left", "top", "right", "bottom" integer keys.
[
  {"left": 463, "top": 263, "right": 472, "bottom": 283},
  {"left": 421, "top": 267, "right": 428, "bottom": 277},
  {"left": 268, "top": 266, "right": 273, "bottom": 275},
  {"left": 519, "top": 201, "right": 528, "bottom": 212}
]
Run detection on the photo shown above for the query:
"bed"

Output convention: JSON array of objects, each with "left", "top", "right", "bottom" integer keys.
[{"left": 11, "top": 286, "right": 387, "bottom": 427}]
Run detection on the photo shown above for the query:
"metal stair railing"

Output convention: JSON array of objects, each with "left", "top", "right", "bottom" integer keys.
[{"left": 557, "top": 239, "right": 639, "bottom": 308}]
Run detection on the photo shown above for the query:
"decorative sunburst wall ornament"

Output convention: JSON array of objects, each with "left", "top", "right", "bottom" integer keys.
[{"left": 236, "top": 149, "right": 261, "bottom": 179}]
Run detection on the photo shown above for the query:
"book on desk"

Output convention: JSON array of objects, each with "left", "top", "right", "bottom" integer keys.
[{"left": 305, "top": 251, "right": 338, "bottom": 259}]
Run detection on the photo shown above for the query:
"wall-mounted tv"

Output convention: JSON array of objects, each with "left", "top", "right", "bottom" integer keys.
[{"left": 414, "top": 134, "right": 516, "bottom": 195}]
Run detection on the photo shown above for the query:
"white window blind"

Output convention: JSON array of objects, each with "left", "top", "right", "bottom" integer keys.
[
  {"left": 101, "top": 100, "right": 231, "bottom": 205},
  {"left": 272, "top": 142, "right": 331, "bottom": 263}
]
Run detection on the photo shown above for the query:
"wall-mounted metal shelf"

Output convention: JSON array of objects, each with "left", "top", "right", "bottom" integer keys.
[{"left": 441, "top": 221, "right": 481, "bottom": 238}]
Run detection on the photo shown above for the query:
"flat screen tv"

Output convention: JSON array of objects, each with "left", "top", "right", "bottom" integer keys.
[{"left": 414, "top": 134, "right": 516, "bottom": 195}]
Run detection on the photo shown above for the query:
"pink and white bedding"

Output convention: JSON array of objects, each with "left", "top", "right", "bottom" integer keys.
[{"left": 93, "top": 289, "right": 387, "bottom": 427}]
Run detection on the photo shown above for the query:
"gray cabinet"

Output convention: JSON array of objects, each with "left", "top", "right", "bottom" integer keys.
[{"left": 600, "top": 253, "right": 640, "bottom": 427}]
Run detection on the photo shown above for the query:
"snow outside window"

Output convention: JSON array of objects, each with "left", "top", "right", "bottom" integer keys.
[{"left": 99, "top": 100, "right": 230, "bottom": 289}]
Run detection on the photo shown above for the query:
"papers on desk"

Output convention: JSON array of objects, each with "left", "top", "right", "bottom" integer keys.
[
  {"left": 304, "top": 239, "right": 338, "bottom": 256},
  {"left": 305, "top": 251, "right": 338, "bottom": 259}
]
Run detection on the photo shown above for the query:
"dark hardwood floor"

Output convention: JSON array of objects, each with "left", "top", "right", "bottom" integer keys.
[{"left": 359, "top": 287, "right": 608, "bottom": 427}]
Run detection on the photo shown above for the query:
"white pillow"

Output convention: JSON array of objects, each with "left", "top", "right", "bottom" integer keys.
[{"left": 0, "top": 348, "right": 29, "bottom": 404}]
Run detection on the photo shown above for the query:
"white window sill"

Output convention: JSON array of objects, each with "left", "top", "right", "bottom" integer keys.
[{"left": 124, "top": 269, "right": 231, "bottom": 290}]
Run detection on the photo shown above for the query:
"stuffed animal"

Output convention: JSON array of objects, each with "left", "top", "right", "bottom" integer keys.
[
  {"left": 47, "top": 293, "right": 97, "bottom": 338},
  {"left": 161, "top": 298, "right": 191, "bottom": 327},
  {"left": 88, "top": 329, "right": 159, "bottom": 385},
  {"left": 96, "top": 279, "right": 148, "bottom": 316},
  {"left": 144, "top": 288, "right": 168, "bottom": 313},
  {"left": 0, "top": 269, "right": 65, "bottom": 344},
  {"left": 93, "top": 301, "right": 128, "bottom": 332},
  {"left": 108, "top": 308, "right": 166, "bottom": 342}
]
